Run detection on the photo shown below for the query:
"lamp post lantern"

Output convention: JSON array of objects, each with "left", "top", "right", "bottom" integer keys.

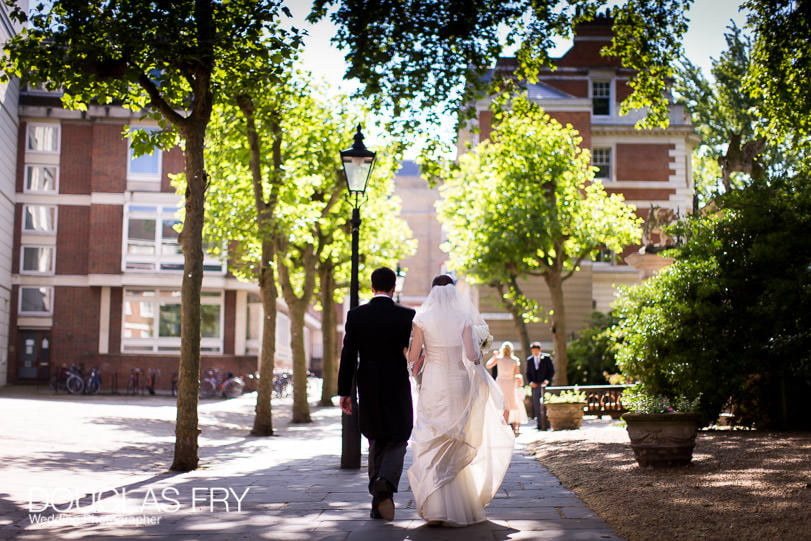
[
  {"left": 395, "top": 264, "right": 407, "bottom": 303},
  {"left": 340, "top": 124, "right": 376, "bottom": 469}
]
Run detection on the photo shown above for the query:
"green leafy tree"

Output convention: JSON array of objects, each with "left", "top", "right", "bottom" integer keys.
[
  {"left": 310, "top": 0, "right": 693, "bottom": 144},
  {"left": 614, "top": 177, "right": 811, "bottom": 428},
  {"left": 675, "top": 22, "right": 805, "bottom": 203},
  {"left": 315, "top": 167, "right": 416, "bottom": 407},
  {"left": 205, "top": 77, "right": 413, "bottom": 422},
  {"left": 566, "top": 311, "right": 619, "bottom": 385},
  {"left": 1, "top": 0, "right": 299, "bottom": 471},
  {"left": 437, "top": 96, "right": 641, "bottom": 385}
]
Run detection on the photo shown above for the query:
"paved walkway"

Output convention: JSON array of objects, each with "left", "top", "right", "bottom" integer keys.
[{"left": 0, "top": 385, "right": 621, "bottom": 540}]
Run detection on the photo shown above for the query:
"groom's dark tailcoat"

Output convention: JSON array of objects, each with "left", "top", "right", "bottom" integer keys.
[{"left": 338, "top": 296, "right": 416, "bottom": 443}]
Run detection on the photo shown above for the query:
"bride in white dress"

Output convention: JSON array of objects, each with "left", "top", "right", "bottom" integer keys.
[{"left": 406, "top": 275, "right": 515, "bottom": 527}]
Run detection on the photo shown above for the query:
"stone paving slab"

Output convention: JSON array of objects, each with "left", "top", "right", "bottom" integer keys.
[{"left": 0, "top": 385, "right": 622, "bottom": 540}]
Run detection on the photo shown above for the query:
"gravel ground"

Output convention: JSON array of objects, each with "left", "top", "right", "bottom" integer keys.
[{"left": 524, "top": 418, "right": 811, "bottom": 541}]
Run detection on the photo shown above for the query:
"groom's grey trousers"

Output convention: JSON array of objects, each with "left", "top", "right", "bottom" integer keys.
[{"left": 368, "top": 439, "right": 408, "bottom": 495}]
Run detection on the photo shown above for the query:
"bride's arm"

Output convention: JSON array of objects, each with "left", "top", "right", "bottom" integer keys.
[
  {"left": 462, "top": 324, "right": 482, "bottom": 365},
  {"left": 407, "top": 324, "right": 425, "bottom": 376}
]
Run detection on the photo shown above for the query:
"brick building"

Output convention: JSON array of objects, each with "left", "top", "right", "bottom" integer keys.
[
  {"left": 6, "top": 90, "right": 320, "bottom": 391},
  {"left": 454, "top": 15, "right": 697, "bottom": 354}
]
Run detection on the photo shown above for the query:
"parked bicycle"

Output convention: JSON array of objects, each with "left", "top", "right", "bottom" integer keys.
[
  {"left": 84, "top": 367, "right": 102, "bottom": 395},
  {"left": 49, "top": 364, "right": 84, "bottom": 394},
  {"left": 199, "top": 368, "right": 244, "bottom": 399},
  {"left": 272, "top": 370, "right": 292, "bottom": 398},
  {"left": 127, "top": 367, "right": 143, "bottom": 395}
]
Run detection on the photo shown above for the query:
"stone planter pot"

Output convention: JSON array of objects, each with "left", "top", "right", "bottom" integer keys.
[
  {"left": 545, "top": 402, "right": 586, "bottom": 430},
  {"left": 621, "top": 412, "right": 702, "bottom": 468}
]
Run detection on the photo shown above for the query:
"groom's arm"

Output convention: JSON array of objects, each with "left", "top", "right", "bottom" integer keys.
[{"left": 337, "top": 310, "right": 359, "bottom": 401}]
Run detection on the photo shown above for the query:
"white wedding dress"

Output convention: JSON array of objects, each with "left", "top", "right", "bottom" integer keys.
[{"left": 407, "top": 285, "right": 515, "bottom": 526}]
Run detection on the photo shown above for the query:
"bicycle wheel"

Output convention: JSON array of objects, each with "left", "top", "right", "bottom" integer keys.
[
  {"left": 85, "top": 378, "right": 100, "bottom": 395},
  {"left": 199, "top": 379, "right": 216, "bottom": 398},
  {"left": 222, "top": 378, "right": 244, "bottom": 399},
  {"left": 66, "top": 375, "right": 85, "bottom": 394}
]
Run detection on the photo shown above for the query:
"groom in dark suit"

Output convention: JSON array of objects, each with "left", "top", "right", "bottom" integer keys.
[
  {"left": 338, "top": 267, "right": 416, "bottom": 521},
  {"left": 526, "top": 341, "right": 555, "bottom": 430}
]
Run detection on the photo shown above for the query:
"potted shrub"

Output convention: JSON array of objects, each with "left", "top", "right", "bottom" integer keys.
[
  {"left": 621, "top": 385, "right": 703, "bottom": 468},
  {"left": 544, "top": 389, "right": 587, "bottom": 430}
]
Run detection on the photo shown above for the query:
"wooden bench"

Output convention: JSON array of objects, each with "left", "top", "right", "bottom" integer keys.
[{"left": 544, "top": 384, "right": 633, "bottom": 419}]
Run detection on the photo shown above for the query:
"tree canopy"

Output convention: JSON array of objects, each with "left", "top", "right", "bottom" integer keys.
[{"left": 436, "top": 96, "right": 640, "bottom": 383}]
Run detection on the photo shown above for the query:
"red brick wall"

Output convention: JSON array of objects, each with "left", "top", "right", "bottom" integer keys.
[
  {"left": 52, "top": 286, "right": 100, "bottom": 367},
  {"left": 161, "top": 147, "right": 184, "bottom": 192},
  {"left": 606, "top": 188, "right": 676, "bottom": 201},
  {"left": 557, "top": 40, "right": 621, "bottom": 68},
  {"left": 542, "top": 79, "right": 588, "bottom": 98},
  {"left": 479, "top": 110, "right": 493, "bottom": 142},
  {"left": 616, "top": 144, "right": 675, "bottom": 181},
  {"left": 91, "top": 123, "right": 127, "bottom": 192},
  {"left": 11, "top": 204, "right": 21, "bottom": 272},
  {"left": 60, "top": 123, "right": 93, "bottom": 195},
  {"left": 109, "top": 287, "right": 123, "bottom": 353},
  {"left": 616, "top": 79, "right": 633, "bottom": 102},
  {"left": 77, "top": 353, "right": 259, "bottom": 393},
  {"left": 89, "top": 205, "right": 124, "bottom": 274},
  {"left": 56, "top": 205, "right": 90, "bottom": 275},
  {"left": 223, "top": 290, "right": 236, "bottom": 355}
]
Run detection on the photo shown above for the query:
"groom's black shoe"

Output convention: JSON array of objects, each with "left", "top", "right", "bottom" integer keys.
[{"left": 371, "top": 477, "right": 395, "bottom": 520}]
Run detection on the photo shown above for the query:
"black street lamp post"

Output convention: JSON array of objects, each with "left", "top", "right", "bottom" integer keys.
[{"left": 340, "top": 124, "right": 376, "bottom": 469}]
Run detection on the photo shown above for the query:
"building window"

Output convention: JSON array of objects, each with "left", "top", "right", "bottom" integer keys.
[
  {"left": 127, "top": 130, "right": 162, "bottom": 181},
  {"left": 22, "top": 205, "right": 57, "bottom": 234},
  {"left": 592, "top": 81, "right": 611, "bottom": 116},
  {"left": 124, "top": 204, "right": 224, "bottom": 273},
  {"left": 122, "top": 289, "right": 223, "bottom": 353},
  {"left": 26, "top": 123, "right": 60, "bottom": 153},
  {"left": 21, "top": 246, "right": 55, "bottom": 275},
  {"left": 19, "top": 286, "right": 53, "bottom": 315},
  {"left": 593, "top": 147, "right": 612, "bottom": 180},
  {"left": 24, "top": 165, "right": 58, "bottom": 193}
]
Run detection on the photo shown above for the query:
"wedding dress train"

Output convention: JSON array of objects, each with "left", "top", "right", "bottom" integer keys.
[{"left": 407, "top": 302, "right": 515, "bottom": 526}]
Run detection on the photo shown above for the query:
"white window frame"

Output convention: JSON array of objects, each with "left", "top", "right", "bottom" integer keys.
[
  {"left": 22, "top": 205, "right": 58, "bottom": 235},
  {"left": 26, "top": 123, "right": 60, "bottom": 153},
  {"left": 121, "top": 288, "right": 224, "bottom": 354},
  {"left": 24, "top": 164, "right": 59, "bottom": 193},
  {"left": 123, "top": 204, "right": 225, "bottom": 274},
  {"left": 591, "top": 80, "right": 613, "bottom": 117},
  {"left": 20, "top": 245, "right": 55, "bottom": 275},
  {"left": 19, "top": 286, "right": 54, "bottom": 315},
  {"left": 592, "top": 147, "right": 613, "bottom": 181},
  {"left": 127, "top": 129, "right": 163, "bottom": 182}
]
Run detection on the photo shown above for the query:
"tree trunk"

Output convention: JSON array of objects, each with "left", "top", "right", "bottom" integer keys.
[
  {"left": 494, "top": 279, "right": 531, "bottom": 356},
  {"left": 237, "top": 95, "right": 279, "bottom": 437},
  {"left": 276, "top": 244, "right": 316, "bottom": 424},
  {"left": 288, "top": 298, "right": 312, "bottom": 423},
  {"left": 251, "top": 239, "right": 277, "bottom": 436},
  {"left": 318, "top": 262, "right": 338, "bottom": 407},
  {"left": 171, "top": 129, "right": 206, "bottom": 472},
  {"left": 545, "top": 270, "right": 568, "bottom": 386}
]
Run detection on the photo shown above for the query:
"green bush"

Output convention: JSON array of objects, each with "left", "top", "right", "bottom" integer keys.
[
  {"left": 567, "top": 311, "right": 620, "bottom": 385},
  {"left": 613, "top": 177, "right": 811, "bottom": 429}
]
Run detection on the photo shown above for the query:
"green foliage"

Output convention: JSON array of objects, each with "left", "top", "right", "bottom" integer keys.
[
  {"left": 544, "top": 389, "right": 587, "bottom": 404},
  {"left": 674, "top": 21, "right": 809, "bottom": 203},
  {"left": 310, "top": 0, "right": 694, "bottom": 144},
  {"left": 566, "top": 311, "right": 619, "bottom": 385},
  {"left": 614, "top": 176, "right": 811, "bottom": 428},
  {"left": 622, "top": 384, "right": 701, "bottom": 414},
  {"left": 436, "top": 94, "right": 641, "bottom": 382}
]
